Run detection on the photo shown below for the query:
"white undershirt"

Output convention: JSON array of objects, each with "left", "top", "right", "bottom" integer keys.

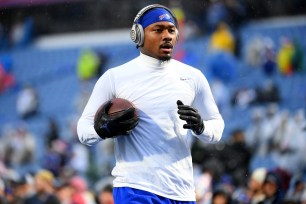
[{"left": 77, "top": 53, "right": 224, "bottom": 201}]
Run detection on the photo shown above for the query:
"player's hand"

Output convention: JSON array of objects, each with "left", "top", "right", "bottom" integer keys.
[
  {"left": 94, "top": 100, "right": 139, "bottom": 139},
  {"left": 177, "top": 100, "right": 204, "bottom": 135}
]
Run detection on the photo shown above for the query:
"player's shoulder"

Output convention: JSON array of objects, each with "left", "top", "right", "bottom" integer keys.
[
  {"left": 106, "top": 57, "right": 137, "bottom": 73},
  {"left": 99, "top": 57, "right": 138, "bottom": 82}
]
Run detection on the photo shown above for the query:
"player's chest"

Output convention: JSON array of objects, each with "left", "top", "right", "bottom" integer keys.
[{"left": 115, "top": 71, "right": 195, "bottom": 110}]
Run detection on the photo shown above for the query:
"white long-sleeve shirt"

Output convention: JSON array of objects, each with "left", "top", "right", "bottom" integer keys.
[{"left": 77, "top": 53, "right": 224, "bottom": 201}]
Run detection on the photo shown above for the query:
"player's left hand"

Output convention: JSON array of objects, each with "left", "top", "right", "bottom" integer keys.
[{"left": 177, "top": 100, "right": 204, "bottom": 135}]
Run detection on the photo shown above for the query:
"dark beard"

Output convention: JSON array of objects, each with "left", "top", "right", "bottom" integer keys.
[{"left": 158, "top": 55, "right": 171, "bottom": 62}]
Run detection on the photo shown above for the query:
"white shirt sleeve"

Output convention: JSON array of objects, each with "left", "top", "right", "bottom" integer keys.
[
  {"left": 77, "top": 70, "right": 114, "bottom": 146},
  {"left": 192, "top": 70, "right": 224, "bottom": 143}
]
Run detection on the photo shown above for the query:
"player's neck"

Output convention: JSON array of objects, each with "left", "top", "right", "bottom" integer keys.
[{"left": 139, "top": 52, "right": 171, "bottom": 67}]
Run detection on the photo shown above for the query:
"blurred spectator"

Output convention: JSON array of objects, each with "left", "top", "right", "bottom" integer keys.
[
  {"left": 95, "top": 139, "right": 114, "bottom": 178},
  {"left": 77, "top": 48, "right": 100, "bottom": 81},
  {"left": 261, "top": 103, "right": 281, "bottom": 140},
  {"left": 10, "top": 14, "right": 34, "bottom": 48},
  {"left": 0, "top": 54, "right": 13, "bottom": 74},
  {"left": 97, "top": 184, "right": 114, "bottom": 204},
  {"left": 64, "top": 118, "right": 90, "bottom": 178},
  {"left": 207, "top": 21, "right": 237, "bottom": 83},
  {"left": 231, "top": 87, "right": 256, "bottom": 108},
  {"left": 259, "top": 171, "right": 286, "bottom": 204},
  {"left": 220, "top": 129, "right": 252, "bottom": 187},
  {"left": 209, "top": 22, "right": 235, "bottom": 54},
  {"left": 94, "top": 176, "right": 113, "bottom": 194},
  {"left": 55, "top": 182, "right": 73, "bottom": 204},
  {"left": 215, "top": 176, "right": 235, "bottom": 194},
  {"left": 253, "top": 79, "right": 280, "bottom": 104},
  {"left": 194, "top": 165, "right": 213, "bottom": 204},
  {"left": 248, "top": 104, "right": 281, "bottom": 170},
  {"left": 247, "top": 167, "right": 267, "bottom": 204},
  {"left": 262, "top": 37, "right": 277, "bottom": 76},
  {"left": 284, "top": 177, "right": 306, "bottom": 203},
  {"left": 245, "top": 36, "right": 265, "bottom": 68},
  {"left": 0, "top": 178, "right": 8, "bottom": 204},
  {"left": 2, "top": 125, "right": 36, "bottom": 173},
  {"left": 211, "top": 188, "right": 232, "bottom": 204},
  {"left": 294, "top": 109, "right": 306, "bottom": 130},
  {"left": 0, "top": 54, "right": 15, "bottom": 93},
  {"left": 291, "top": 39, "right": 305, "bottom": 73},
  {"left": 69, "top": 176, "right": 96, "bottom": 204},
  {"left": 68, "top": 138, "right": 89, "bottom": 177},
  {"left": 277, "top": 37, "right": 294, "bottom": 75},
  {"left": 8, "top": 174, "right": 34, "bottom": 204},
  {"left": 245, "top": 108, "right": 265, "bottom": 154},
  {"left": 191, "top": 141, "right": 226, "bottom": 185},
  {"left": 232, "top": 187, "right": 249, "bottom": 204},
  {"left": 24, "top": 169, "right": 60, "bottom": 204},
  {"left": 42, "top": 139, "right": 70, "bottom": 177},
  {"left": 231, "top": 80, "right": 280, "bottom": 107},
  {"left": 245, "top": 36, "right": 276, "bottom": 75},
  {"left": 270, "top": 111, "right": 306, "bottom": 175},
  {"left": 16, "top": 84, "right": 39, "bottom": 119},
  {"left": 45, "top": 118, "right": 60, "bottom": 148}
]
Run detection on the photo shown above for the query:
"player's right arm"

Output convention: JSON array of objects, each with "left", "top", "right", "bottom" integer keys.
[{"left": 77, "top": 70, "right": 114, "bottom": 146}]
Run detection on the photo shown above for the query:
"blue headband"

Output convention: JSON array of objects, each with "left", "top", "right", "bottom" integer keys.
[{"left": 137, "top": 8, "right": 176, "bottom": 29}]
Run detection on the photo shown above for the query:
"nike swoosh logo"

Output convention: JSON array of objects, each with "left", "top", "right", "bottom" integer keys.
[{"left": 180, "top": 77, "right": 190, "bottom": 81}]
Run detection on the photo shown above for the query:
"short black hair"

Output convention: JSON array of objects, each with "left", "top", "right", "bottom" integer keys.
[
  {"left": 212, "top": 189, "right": 232, "bottom": 204},
  {"left": 101, "top": 184, "right": 113, "bottom": 193}
]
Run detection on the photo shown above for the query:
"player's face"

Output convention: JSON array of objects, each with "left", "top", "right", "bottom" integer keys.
[{"left": 141, "top": 21, "right": 177, "bottom": 61}]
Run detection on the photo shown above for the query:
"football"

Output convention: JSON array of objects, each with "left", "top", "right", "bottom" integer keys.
[{"left": 107, "top": 98, "right": 137, "bottom": 117}]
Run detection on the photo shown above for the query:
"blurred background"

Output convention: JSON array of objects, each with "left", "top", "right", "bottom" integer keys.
[{"left": 0, "top": 0, "right": 305, "bottom": 203}]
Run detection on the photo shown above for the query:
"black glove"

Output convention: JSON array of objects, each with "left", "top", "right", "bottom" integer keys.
[
  {"left": 177, "top": 100, "right": 204, "bottom": 135},
  {"left": 94, "top": 100, "right": 139, "bottom": 139}
]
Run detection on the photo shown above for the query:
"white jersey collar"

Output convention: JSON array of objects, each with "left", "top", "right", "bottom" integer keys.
[{"left": 139, "top": 52, "right": 171, "bottom": 68}]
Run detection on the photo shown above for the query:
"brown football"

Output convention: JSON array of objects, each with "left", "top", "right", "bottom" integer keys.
[
  {"left": 107, "top": 98, "right": 137, "bottom": 117},
  {"left": 95, "top": 98, "right": 136, "bottom": 120}
]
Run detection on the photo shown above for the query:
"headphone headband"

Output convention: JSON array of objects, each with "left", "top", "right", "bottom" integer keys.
[{"left": 133, "top": 4, "right": 178, "bottom": 28}]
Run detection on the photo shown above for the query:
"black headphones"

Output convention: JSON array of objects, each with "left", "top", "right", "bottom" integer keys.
[{"left": 130, "top": 4, "right": 179, "bottom": 48}]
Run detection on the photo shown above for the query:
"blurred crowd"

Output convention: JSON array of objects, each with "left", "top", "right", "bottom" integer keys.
[
  {"left": 0, "top": 104, "right": 305, "bottom": 204},
  {"left": 192, "top": 104, "right": 306, "bottom": 204},
  {"left": 0, "top": 168, "right": 114, "bottom": 204},
  {"left": 0, "top": 0, "right": 306, "bottom": 204},
  {"left": 0, "top": 116, "right": 116, "bottom": 204}
]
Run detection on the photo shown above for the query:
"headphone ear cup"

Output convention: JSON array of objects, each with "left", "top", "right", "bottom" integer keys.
[
  {"left": 130, "top": 24, "right": 137, "bottom": 43},
  {"left": 136, "top": 24, "right": 144, "bottom": 47},
  {"left": 130, "top": 24, "right": 144, "bottom": 47}
]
